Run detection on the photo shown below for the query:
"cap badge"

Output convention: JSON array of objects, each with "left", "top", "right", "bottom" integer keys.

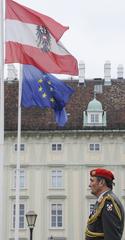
[{"left": 91, "top": 170, "right": 96, "bottom": 176}]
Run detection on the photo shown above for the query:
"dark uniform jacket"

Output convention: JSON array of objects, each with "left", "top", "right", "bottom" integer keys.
[{"left": 85, "top": 190, "right": 124, "bottom": 240}]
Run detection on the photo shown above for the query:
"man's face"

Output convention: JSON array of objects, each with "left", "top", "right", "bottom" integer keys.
[{"left": 89, "top": 176, "right": 102, "bottom": 197}]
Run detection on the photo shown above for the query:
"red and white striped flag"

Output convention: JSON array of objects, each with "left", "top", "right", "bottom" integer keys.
[{"left": 5, "top": 0, "right": 78, "bottom": 75}]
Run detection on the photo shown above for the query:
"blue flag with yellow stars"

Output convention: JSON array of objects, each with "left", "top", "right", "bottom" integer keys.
[{"left": 21, "top": 64, "right": 74, "bottom": 126}]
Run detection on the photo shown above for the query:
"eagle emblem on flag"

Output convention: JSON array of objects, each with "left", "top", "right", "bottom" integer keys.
[{"left": 36, "top": 26, "right": 51, "bottom": 52}]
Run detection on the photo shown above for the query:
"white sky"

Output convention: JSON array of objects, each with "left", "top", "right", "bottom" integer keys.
[{"left": 15, "top": 0, "right": 125, "bottom": 79}]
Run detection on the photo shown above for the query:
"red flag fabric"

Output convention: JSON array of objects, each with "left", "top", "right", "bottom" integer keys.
[{"left": 5, "top": 0, "right": 78, "bottom": 75}]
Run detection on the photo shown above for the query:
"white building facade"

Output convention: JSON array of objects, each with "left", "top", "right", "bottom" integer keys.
[
  {"left": 4, "top": 130, "right": 125, "bottom": 240},
  {"left": 3, "top": 62, "right": 125, "bottom": 240}
]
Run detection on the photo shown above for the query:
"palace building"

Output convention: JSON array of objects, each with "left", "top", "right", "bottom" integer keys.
[{"left": 3, "top": 62, "right": 125, "bottom": 240}]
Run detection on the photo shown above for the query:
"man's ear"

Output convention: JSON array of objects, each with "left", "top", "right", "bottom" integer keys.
[{"left": 99, "top": 178, "right": 105, "bottom": 186}]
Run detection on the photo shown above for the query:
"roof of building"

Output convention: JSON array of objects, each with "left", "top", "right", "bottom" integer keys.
[
  {"left": 87, "top": 98, "right": 103, "bottom": 112},
  {"left": 4, "top": 78, "right": 125, "bottom": 131}
]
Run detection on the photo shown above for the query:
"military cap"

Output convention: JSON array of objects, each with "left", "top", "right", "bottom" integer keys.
[{"left": 90, "top": 168, "right": 114, "bottom": 181}]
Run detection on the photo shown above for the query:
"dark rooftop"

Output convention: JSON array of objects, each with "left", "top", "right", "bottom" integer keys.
[{"left": 4, "top": 78, "right": 125, "bottom": 131}]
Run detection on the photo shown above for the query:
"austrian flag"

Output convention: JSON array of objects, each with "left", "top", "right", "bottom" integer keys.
[{"left": 5, "top": 0, "right": 78, "bottom": 75}]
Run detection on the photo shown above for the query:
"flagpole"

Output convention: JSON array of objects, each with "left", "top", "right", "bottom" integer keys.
[
  {"left": 15, "top": 64, "right": 23, "bottom": 240},
  {"left": 0, "top": 0, "right": 5, "bottom": 238}
]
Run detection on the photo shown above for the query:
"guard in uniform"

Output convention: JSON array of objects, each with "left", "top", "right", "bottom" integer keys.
[{"left": 85, "top": 168, "right": 124, "bottom": 240}]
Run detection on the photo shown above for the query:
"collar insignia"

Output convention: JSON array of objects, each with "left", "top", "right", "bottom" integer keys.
[{"left": 106, "top": 203, "right": 113, "bottom": 211}]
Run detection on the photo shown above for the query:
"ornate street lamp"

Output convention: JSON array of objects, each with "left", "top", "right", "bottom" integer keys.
[{"left": 26, "top": 210, "right": 37, "bottom": 240}]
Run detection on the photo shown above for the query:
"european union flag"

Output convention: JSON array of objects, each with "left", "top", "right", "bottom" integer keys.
[{"left": 21, "top": 65, "right": 74, "bottom": 126}]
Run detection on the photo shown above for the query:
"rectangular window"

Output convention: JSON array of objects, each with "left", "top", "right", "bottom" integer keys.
[
  {"left": 19, "top": 204, "right": 25, "bottom": 228},
  {"left": 14, "top": 143, "right": 25, "bottom": 151},
  {"left": 13, "top": 169, "right": 25, "bottom": 189},
  {"left": 52, "top": 144, "right": 62, "bottom": 151},
  {"left": 51, "top": 170, "right": 63, "bottom": 188},
  {"left": 12, "top": 203, "right": 25, "bottom": 229},
  {"left": 90, "top": 114, "right": 99, "bottom": 123},
  {"left": 94, "top": 85, "right": 103, "bottom": 93},
  {"left": 57, "top": 144, "right": 62, "bottom": 151},
  {"left": 89, "top": 144, "right": 94, "bottom": 151},
  {"left": 52, "top": 144, "right": 56, "bottom": 151},
  {"left": 51, "top": 204, "right": 63, "bottom": 228},
  {"left": 89, "top": 143, "right": 100, "bottom": 151},
  {"left": 95, "top": 143, "right": 100, "bottom": 151}
]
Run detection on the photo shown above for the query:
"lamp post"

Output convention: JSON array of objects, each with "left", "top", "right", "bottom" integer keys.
[
  {"left": 50, "top": 235, "right": 55, "bottom": 240},
  {"left": 26, "top": 210, "right": 37, "bottom": 240}
]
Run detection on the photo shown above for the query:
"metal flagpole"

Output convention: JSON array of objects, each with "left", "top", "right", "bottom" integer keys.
[
  {"left": 15, "top": 64, "right": 23, "bottom": 240},
  {"left": 0, "top": 0, "right": 5, "bottom": 238}
]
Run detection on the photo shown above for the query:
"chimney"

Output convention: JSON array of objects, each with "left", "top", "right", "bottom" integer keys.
[
  {"left": 117, "top": 64, "right": 124, "bottom": 79},
  {"left": 7, "top": 64, "right": 18, "bottom": 81},
  {"left": 104, "top": 60, "right": 111, "bottom": 85},
  {"left": 79, "top": 60, "right": 85, "bottom": 83}
]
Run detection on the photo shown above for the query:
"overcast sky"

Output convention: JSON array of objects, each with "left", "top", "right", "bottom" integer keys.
[{"left": 15, "top": 0, "right": 125, "bottom": 79}]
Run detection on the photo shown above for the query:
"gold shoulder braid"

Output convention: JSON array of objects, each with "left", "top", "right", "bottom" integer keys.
[
  {"left": 88, "top": 194, "right": 122, "bottom": 225},
  {"left": 85, "top": 228, "right": 104, "bottom": 238},
  {"left": 108, "top": 195, "right": 122, "bottom": 221},
  {"left": 88, "top": 196, "right": 107, "bottom": 224}
]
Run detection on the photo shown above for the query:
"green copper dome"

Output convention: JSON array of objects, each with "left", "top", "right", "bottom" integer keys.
[{"left": 87, "top": 98, "right": 102, "bottom": 111}]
